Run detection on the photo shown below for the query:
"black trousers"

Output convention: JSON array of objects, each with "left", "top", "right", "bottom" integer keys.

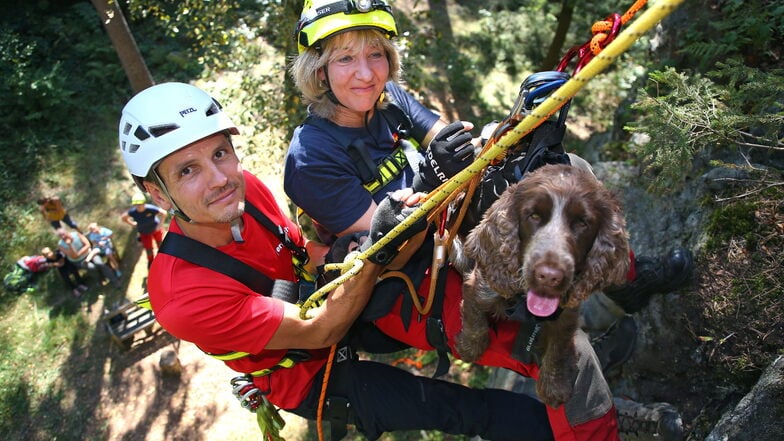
[
  {"left": 57, "top": 261, "right": 85, "bottom": 289},
  {"left": 290, "top": 358, "right": 554, "bottom": 441}
]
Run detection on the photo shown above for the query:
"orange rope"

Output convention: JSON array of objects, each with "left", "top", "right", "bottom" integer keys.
[
  {"left": 316, "top": 344, "right": 337, "bottom": 441},
  {"left": 589, "top": 0, "right": 647, "bottom": 55},
  {"left": 379, "top": 270, "right": 433, "bottom": 315}
]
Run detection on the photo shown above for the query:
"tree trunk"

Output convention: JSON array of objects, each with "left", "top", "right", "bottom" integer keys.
[
  {"left": 540, "top": 0, "right": 576, "bottom": 71},
  {"left": 90, "top": 0, "right": 154, "bottom": 93}
]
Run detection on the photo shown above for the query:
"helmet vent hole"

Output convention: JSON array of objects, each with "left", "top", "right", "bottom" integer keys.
[
  {"left": 122, "top": 123, "right": 132, "bottom": 136},
  {"left": 206, "top": 101, "right": 222, "bottom": 116},
  {"left": 134, "top": 126, "right": 151, "bottom": 141},
  {"left": 148, "top": 124, "right": 178, "bottom": 138},
  {"left": 128, "top": 143, "right": 141, "bottom": 154}
]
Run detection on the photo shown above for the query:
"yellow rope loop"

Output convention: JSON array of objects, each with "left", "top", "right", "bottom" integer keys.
[
  {"left": 299, "top": 257, "right": 365, "bottom": 319},
  {"left": 297, "top": 0, "right": 685, "bottom": 317}
]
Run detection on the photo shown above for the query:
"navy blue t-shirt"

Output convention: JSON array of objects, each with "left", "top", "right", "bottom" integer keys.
[
  {"left": 284, "top": 82, "right": 440, "bottom": 236},
  {"left": 127, "top": 204, "right": 163, "bottom": 234}
]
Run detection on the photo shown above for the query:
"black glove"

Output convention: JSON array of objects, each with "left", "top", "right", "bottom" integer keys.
[
  {"left": 361, "top": 194, "right": 429, "bottom": 265},
  {"left": 412, "top": 121, "right": 475, "bottom": 192},
  {"left": 319, "top": 231, "right": 369, "bottom": 285},
  {"left": 325, "top": 231, "right": 369, "bottom": 265}
]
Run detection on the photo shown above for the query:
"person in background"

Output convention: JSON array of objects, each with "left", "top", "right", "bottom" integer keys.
[
  {"left": 86, "top": 222, "right": 121, "bottom": 277},
  {"left": 120, "top": 192, "right": 167, "bottom": 268},
  {"left": 55, "top": 228, "right": 119, "bottom": 288},
  {"left": 41, "top": 246, "right": 89, "bottom": 297},
  {"left": 37, "top": 195, "right": 82, "bottom": 233}
]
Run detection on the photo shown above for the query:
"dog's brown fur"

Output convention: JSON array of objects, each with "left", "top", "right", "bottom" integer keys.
[{"left": 454, "top": 164, "right": 630, "bottom": 407}]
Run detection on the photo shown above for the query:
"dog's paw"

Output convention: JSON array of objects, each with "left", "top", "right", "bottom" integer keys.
[
  {"left": 454, "top": 330, "right": 488, "bottom": 362},
  {"left": 535, "top": 363, "right": 577, "bottom": 408}
]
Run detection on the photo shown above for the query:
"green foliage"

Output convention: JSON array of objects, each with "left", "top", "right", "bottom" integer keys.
[
  {"left": 0, "top": 1, "right": 131, "bottom": 272},
  {"left": 469, "top": 8, "right": 554, "bottom": 78},
  {"left": 705, "top": 201, "right": 757, "bottom": 251},
  {"left": 625, "top": 64, "right": 784, "bottom": 194},
  {"left": 679, "top": 0, "right": 784, "bottom": 70},
  {"left": 124, "top": 0, "right": 267, "bottom": 78}
]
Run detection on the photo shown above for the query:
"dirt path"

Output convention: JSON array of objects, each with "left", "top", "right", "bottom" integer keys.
[{"left": 90, "top": 251, "right": 308, "bottom": 441}]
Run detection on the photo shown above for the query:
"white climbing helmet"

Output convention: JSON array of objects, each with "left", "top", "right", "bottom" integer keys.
[{"left": 118, "top": 82, "right": 239, "bottom": 189}]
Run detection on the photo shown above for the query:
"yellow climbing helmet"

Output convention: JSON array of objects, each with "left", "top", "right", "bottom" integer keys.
[
  {"left": 295, "top": 0, "right": 398, "bottom": 54},
  {"left": 131, "top": 192, "right": 147, "bottom": 205}
]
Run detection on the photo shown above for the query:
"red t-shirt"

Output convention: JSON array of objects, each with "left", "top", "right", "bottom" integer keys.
[{"left": 147, "top": 171, "right": 328, "bottom": 409}]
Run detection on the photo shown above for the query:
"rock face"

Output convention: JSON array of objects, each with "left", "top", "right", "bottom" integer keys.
[{"left": 705, "top": 355, "right": 784, "bottom": 441}]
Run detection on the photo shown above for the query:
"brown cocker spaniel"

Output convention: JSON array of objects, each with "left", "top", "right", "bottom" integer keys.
[{"left": 455, "top": 163, "right": 630, "bottom": 407}]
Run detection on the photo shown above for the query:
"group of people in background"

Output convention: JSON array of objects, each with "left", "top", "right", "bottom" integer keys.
[{"left": 26, "top": 193, "right": 168, "bottom": 297}]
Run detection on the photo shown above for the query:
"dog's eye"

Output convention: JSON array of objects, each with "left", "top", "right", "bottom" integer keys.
[
  {"left": 572, "top": 217, "right": 589, "bottom": 231},
  {"left": 528, "top": 213, "right": 542, "bottom": 224}
]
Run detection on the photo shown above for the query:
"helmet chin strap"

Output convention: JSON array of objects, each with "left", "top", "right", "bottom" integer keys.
[
  {"left": 230, "top": 218, "right": 245, "bottom": 243},
  {"left": 152, "top": 169, "right": 246, "bottom": 243},
  {"left": 322, "top": 68, "right": 344, "bottom": 107},
  {"left": 151, "top": 169, "right": 193, "bottom": 223}
]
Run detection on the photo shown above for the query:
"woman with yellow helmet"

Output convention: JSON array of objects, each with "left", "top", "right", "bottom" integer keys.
[
  {"left": 286, "top": 0, "right": 475, "bottom": 241},
  {"left": 284, "top": 1, "right": 623, "bottom": 440}
]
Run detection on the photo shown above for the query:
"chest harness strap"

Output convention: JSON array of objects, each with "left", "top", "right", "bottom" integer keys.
[
  {"left": 157, "top": 199, "right": 311, "bottom": 371},
  {"left": 303, "top": 101, "right": 420, "bottom": 196}
]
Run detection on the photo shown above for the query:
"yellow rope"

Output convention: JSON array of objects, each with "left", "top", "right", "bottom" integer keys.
[
  {"left": 299, "top": 255, "right": 365, "bottom": 319},
  {"left": 299, "top": 0, "right": 685, "bottom": 314}
]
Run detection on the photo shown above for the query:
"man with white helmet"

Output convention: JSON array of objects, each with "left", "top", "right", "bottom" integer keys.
[{"left": 118, "top": 82, "right": 554, "bottom": 441}]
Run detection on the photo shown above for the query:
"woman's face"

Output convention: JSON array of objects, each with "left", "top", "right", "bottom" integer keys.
[{"left": 323, "top": 36, "right": 389, "bottom": 116}]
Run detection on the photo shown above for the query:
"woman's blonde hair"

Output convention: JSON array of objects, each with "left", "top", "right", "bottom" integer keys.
[{"left": 289, "top": 29, "right": 402, "bottom": 120}]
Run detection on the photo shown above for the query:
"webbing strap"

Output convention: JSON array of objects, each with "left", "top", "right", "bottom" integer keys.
[
  {"left": 244, "top": 201, "right": 313, "bottom": 282},
  {"left": 157, "top": 200, "right": 311, "bottom": 364},
  {"left": 159, "top": 232, "right": 274, "bottom": 295},
  {"left": 360, "top": 145, "right": 409, "bottom": 194}
]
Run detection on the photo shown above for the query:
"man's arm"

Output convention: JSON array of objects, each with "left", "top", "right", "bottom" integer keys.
[
  {"left": 120, "top": 211, "right": 135, "bottom": 226},
  {"left": 265, "top": 261, "right": 383, "bottom": 349}
]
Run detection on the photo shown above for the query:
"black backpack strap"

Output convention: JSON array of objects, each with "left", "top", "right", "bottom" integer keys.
[
  {"left": 158, "top": 200, "right": 308, "bottom": 299},
  {"left": 244, "top": 201, "right": 308, "bottom": 261},
  {"left": 378, "top": 101, "right": 414, "bottom": 141},
  {"left": 158, "top": 232, "right": 274, "bottom": 295}
]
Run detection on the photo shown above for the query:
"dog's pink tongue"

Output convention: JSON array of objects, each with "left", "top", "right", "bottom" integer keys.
[{"left": 527, "top": 290, "right": 560, "bottom": 317}]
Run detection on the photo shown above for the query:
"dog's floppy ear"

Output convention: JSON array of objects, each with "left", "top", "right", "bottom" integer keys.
[
  {"left": 571, "top": 190, "right": 630, "bottom": 302},
  {"left": 463, "top": 186, "right": 524, "bottom": 295}
]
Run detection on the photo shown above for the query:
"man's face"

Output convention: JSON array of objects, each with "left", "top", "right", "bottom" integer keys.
[{"left": 149, "top": 133, "right": 245, "bottom": 224}]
